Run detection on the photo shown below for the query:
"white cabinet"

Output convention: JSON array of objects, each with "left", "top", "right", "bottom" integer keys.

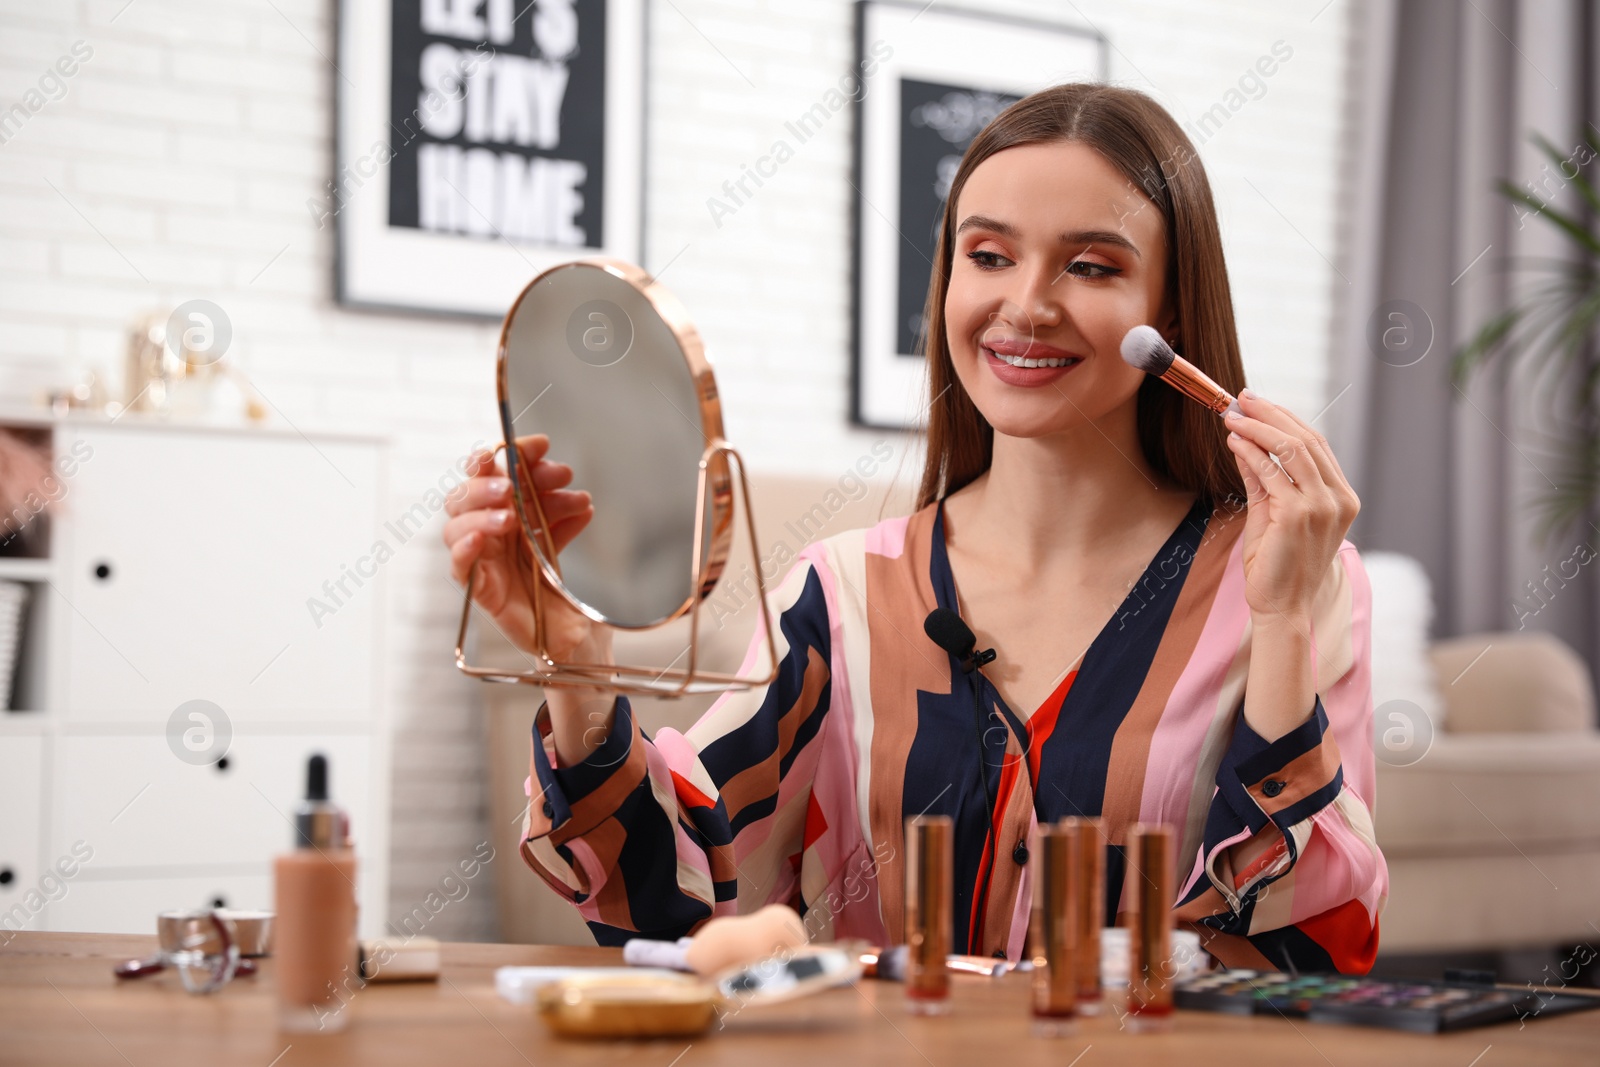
[
  {"left": 50, "top": 734, "right": 372, "bottom": 869},
  {"left": 0, "top": 413, "right": 389, "bottom": 939},
  {"left": 55, "top": 424, "right": 382, "bottom": 722},
  {"left": 49, "top": 874, "right": 274, "bottom": 935},
  {"left": 0, "top": 733, "right": 44, "bottom": 937}
]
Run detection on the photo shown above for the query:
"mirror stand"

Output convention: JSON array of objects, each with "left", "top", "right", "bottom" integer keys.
[{"left": 453, "top": 438, "right": 781, "bottom": 698}]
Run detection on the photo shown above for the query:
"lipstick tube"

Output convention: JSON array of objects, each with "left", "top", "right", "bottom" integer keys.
[
  {"left": 1029, "top": 823, "right": 1079, "bottom": 1034},
  {"left": 903, "top": 815, "right": 952, "bottom": 1015},
  {"left": 1125, "top": 823, "right": 1176, "bottom": 1033},
  {"left": 1061, "top": 817, "right": 1105, "bottom": 1015}
]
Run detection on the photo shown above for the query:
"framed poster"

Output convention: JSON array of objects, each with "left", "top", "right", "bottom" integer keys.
[
  {"left": 336, "top": 0, "right": 645, "bottom": 318},
  {"left": 850, "top": 1, "right": 1105, "bottom": 429}
]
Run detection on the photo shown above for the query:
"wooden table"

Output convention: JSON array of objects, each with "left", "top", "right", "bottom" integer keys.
[{"left": 2, "top": 932, "right": 1596, "bottom": 1066}]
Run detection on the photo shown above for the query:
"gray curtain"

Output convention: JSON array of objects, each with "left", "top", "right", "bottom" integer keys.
[{"left": 1329, "top": 0, "right": 1600, "bottom": 679}]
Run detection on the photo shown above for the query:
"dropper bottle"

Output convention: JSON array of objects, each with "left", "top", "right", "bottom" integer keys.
[{"left": 274, "top": 753, "right": 358, "bottom": 1032}]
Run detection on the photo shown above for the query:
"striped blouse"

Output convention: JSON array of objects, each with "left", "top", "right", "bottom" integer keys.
[{"left": 520, "top": 493, "right": 1389, "bottom": 973}]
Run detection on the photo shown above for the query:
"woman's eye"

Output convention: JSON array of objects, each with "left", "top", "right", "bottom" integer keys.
[
  {"left": 966, "top": 250, "right": 1009, "bottom": 270},
  {"left": 1065, "top": 260, "right": 1119, "bottom": 279}
]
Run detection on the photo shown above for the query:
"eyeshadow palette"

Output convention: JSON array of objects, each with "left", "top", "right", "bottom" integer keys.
[{"left": 1174, "top": 970, "right": 1600, "bottom": 1034}]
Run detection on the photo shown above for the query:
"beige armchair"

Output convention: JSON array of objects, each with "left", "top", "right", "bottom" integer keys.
[{"left": 1374, "top": 631, "right": 1600, "bottom": 955}]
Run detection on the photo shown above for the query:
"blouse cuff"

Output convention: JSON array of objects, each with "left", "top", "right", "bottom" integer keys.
[
  {"left": 1203, "top": 695, "right": 1345, "bottom": 912},
  {"left": 1217, "top": 695, "right": 1344, "bottom": 833},
  {"left": 525, "top": 694, "right": 649, "bottom": 844}
]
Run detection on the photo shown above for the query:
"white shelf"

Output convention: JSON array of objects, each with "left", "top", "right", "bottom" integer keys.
[
  {"left": 0, "top": 559, "right": 52, "bottom": 582},
  {"left": 0, "top": 404, "right": 390, "bottom": 445}
]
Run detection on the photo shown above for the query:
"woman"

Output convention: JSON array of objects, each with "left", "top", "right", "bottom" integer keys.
[{"left": 443, "top": 83, "right": 1387, "bottom": 974}]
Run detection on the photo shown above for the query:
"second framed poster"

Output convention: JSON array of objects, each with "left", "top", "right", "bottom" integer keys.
[{"left": 851, "top": 1, "right": 1105, "bottom": 429}]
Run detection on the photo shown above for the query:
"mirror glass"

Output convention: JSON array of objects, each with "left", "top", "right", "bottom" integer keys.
[{"left": 499, "top": 261, "right": 727, "bottom": 629}]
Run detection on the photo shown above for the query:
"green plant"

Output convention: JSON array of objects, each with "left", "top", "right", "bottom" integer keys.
[{"left": 1455, "top": 127, "right": 1600, "bottom": 544}]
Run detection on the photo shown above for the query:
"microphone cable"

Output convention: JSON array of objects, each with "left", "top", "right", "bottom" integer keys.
[{"left": 924, "top": 606, "right": 1000, "bottom": 954}]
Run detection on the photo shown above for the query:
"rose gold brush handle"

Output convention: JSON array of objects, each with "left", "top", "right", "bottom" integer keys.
[{"left": 1160, "top": 357, "right": 1238, "bottom": 416}]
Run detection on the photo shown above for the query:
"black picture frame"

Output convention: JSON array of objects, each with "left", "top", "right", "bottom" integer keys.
[
  {"left": 849, "top": 1, "right": 1107, "bottom": 429},
  {"left": 334, "top": 0, "right": 646, "bottom": 319}
]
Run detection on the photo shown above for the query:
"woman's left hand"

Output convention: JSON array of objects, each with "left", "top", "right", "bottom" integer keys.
[{"left": 1223, "top": 388, "right": 1361, "bottom": 628}]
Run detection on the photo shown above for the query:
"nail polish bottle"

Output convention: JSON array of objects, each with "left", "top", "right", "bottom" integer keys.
[{"left": 274, "top": 753, "right": 358, "bottom": 1032}]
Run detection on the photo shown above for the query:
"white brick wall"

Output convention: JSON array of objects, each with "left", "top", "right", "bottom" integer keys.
[{"left": 0, "top": 0, "right": 1353, "bottom": 939}]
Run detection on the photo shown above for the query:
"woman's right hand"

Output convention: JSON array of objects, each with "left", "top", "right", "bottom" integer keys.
[
  {"left": 443, "top": 434, "right": 600, "bottom": 661},
  {"left": 444, "top": 435, "right": 621, "bottom": 765}
]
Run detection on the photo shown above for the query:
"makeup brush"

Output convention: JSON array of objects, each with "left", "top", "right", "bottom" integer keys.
[{"left": 1119, "top": 325, "right": 1243, "bottom": 417}]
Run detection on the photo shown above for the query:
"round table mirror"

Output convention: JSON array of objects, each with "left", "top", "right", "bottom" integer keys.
[{"left": 497, "top": 258, "right": 732, "bottom": 629}]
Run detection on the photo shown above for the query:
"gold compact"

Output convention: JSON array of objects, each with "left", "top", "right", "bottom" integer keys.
[
  {"left": 537, "top": 972, "right": 718, "bottom": 1039},
  {"left": 535, "top": 945, "right": 864, "bottom": 1039}
]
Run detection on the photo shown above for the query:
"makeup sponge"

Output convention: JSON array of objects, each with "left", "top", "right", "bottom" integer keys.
[{"left": 683, "top": 904, "right": 808, "bottom": 976}]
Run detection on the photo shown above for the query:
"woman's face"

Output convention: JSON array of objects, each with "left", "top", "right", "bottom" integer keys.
[{"left": 944, "top": 140, "right": 1173, "bottom": 439}]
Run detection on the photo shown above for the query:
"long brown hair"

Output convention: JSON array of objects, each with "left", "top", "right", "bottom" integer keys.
[{"left": 915, "top": 83, "right": 1248, "bottom": 511}]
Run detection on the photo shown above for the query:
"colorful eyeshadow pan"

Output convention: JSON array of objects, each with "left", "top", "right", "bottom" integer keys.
[{"left": 1174, "top": 970, "right": 1600, "bottom": 1033}]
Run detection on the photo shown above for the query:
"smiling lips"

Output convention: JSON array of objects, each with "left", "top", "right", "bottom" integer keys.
[
  {"left": 981, "top": 336, "right": 1085, "bottom": 387},
  {"left": 983, "top": 336, "right": 1083, "bottom": 368}
]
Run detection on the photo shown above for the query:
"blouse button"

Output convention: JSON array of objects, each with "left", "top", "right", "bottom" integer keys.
[
  {"left": 1261, "top": 779, "right": 1285, "bottom": 798},
  {"left": 1012, "top": 843, "right": 1029, "bottom": 866}
]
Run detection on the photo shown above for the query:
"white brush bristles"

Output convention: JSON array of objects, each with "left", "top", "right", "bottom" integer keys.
[{"left": 1119, "top": 325, "right": 1176, "bottom": 376}]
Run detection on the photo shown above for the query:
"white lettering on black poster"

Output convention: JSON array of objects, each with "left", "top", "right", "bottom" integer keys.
[{"left": 388, "top": 0, "right": 605, "bottom": 247}]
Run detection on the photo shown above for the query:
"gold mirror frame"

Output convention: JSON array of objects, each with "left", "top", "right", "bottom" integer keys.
[{"left": 454, "top": 257, "right": 780, "bottom": 697}]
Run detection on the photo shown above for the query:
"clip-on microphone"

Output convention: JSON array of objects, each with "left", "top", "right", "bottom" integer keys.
[
  {"left": 924, "top": 608, "right": 996, "bottom": 675},
  {"left": 924, "top": 608, "right": 1001, "bottom": 951}
]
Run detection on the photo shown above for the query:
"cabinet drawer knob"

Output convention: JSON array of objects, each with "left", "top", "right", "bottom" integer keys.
[{"left": 93, "top": 561, "right": 112, "bottom": 581}]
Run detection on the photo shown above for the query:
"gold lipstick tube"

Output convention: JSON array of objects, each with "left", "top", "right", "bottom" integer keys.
[
  {"left": 903, "top": 815, "right": 952, "bottom": 1015},
  {"left": 1061, "top": 817, "right": 1105, "bottom": 1014},
  {"left": 1125, "top": 823, "right": 1176, "bottom": 1032},
  {"left": 1029, "top": 823, "right": 1079, "bottom": 1034},
  {"left": 1157, "top": 356, "right": 1237, "bottom": 415}
]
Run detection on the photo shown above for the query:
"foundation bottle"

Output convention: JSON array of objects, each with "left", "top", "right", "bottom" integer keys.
[{"left": 274, "top": 753, "right": 358, "bottom": 1032}]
